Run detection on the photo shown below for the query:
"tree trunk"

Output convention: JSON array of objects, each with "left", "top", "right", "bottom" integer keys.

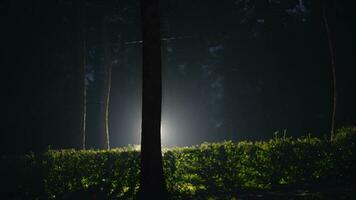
[
  {"left": 82, "top": 40, "right": 87, "bottom": 150},
  {"left": 104, "top": 59, "right": 112, "bottom": 150},
  {"left": 101, "top": 16, "right": 111, "bottom": 150},
  {"left": 138, "top": 0, "right": 167, "bottom": 198},
  {"left": 77, "top": 0, "right": 87, "bottom": 150},
  {"left": 322, "top": 0, "right": 337, "bottom": 140}
]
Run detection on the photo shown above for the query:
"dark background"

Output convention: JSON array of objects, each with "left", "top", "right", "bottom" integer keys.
[{"left": 2, "top": 0, "right": 356, "bottom": 154}]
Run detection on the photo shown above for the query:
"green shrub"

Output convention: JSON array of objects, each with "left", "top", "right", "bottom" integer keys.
[
  {"left": 4, "top": 126, "right": 356, "bottom": 199},
  {"left": 43, "top": 147, "right": 140, "bottom": 199}
]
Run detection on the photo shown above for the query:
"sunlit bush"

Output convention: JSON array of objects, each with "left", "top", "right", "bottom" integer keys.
[{"left": 3, "top": 127, "right": 356, "bottom": 199}]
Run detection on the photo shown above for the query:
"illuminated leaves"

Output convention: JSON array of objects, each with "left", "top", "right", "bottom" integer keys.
[{"left": 7, "top": 127, "right": 356, "bottom": 199}]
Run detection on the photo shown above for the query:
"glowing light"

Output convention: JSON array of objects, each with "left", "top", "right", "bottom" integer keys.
[{"left": 160, "top": 120, "right": 171, "bottom": 146}]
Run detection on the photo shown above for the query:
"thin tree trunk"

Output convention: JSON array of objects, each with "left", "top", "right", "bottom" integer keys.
[
  {"left": 138, "top": 0, "right": 167, "bottom": 198},
  {"left": 102, "top": 16, "right": 111, "bottom": 150},
  {"left": 82, "top": 39, "right": 87, "bottom": 150},
  {"left": 78, "top": 0, "right": 87, "bottom": 150},
  {"left": 322, "top": 0, "right": 337, "bottom": 140},
  {"left": 104, "top": 62, "right": 112, "bottom": 150}
]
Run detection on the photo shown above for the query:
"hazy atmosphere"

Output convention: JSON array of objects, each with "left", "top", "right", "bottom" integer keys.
[
  {"left": 3, "top": 0, "right": 356, "bottom": 152},
  {"left": 2, "top": 0, "right": 356, "bottom": 199}
]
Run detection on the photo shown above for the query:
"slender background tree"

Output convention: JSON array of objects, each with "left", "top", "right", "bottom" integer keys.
[
  {"left": 101, "top": 11, "right": 112, "bottom": 150},
  {"left": 322, "top": 0, "right": 337, "bottom": 139},
  {"left": 77, "top": 0, "right": 87, "bottom": 150}
]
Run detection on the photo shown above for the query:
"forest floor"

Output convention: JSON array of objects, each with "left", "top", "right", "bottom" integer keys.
[{"left": 236, "top": 185, "right": 356, "bottom": 200}]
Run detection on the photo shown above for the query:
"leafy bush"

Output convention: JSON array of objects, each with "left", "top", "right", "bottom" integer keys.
[
  {"left": 2, "top": 127, "right": 356, "bottom": 199},
  {"left": 43, "top": 147, "right": 140, "bottom": 199}
]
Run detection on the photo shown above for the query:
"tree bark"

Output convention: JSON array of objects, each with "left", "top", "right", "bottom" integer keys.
[
  {"left": 77, "top": 0, "right": 87, "bottom": 150},
  {"left": 322, "top": 0, "right": 337, "bottom": 140},
  {"left": 104, "top": 59, "right": 112, "bottom": 150},
  {"left": 101, "top": 15, "right": 111, "bottom": 150},
  {"left": 138, "top": 0, "right": 167, "bottom": 198}
]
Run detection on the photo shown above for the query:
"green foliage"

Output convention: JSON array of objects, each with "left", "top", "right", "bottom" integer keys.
[
  {"left": 43, "top": 147, "right": 140, "bottom": 199},
  {"left": 3, "top": 127, "right": 356, "bottom": 199}
]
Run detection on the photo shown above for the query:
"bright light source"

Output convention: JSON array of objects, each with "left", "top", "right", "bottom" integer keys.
[{"left": 160, "top": 120, "right": 172, "bottom": 147}]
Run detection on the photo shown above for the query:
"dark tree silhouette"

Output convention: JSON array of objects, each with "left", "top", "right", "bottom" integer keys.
[
  {"left": 322, "top": 0, "right": 337, "bottom": 139},
  {"left": 77, "top": 0, "right": 87, "bottom": 149},
  {"left": 138, "top": 0, "right": 167, "bottom": 198},
  {"left": 101, "top": 12, "right": 111, "bottom": 150}
]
